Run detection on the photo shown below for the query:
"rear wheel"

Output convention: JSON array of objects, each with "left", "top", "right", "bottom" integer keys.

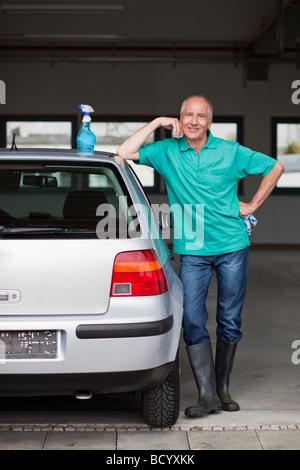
[{"left": 142, "top": 352, "right": 180, "bottom": 427}]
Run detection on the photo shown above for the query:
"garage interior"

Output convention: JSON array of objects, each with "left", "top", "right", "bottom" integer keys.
[{"left": 0, "top": 0, "right": 300, "bottom": 430}]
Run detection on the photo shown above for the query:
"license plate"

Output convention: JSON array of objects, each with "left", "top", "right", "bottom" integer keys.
[{"left": 0, "top": 330, "right": 57, "bottom": 359}]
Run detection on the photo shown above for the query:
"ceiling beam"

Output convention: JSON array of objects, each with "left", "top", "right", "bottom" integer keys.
[
  {"left": 0, "top": 4, "right": 124, "bottom": 13},
  {"left": 237, "top": 0, "right": 290, "bottom": 58}
]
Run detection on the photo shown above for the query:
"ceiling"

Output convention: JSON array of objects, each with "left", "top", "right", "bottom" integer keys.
[{"left": 0, "top": 0, "right": 300, "bottom": 64}]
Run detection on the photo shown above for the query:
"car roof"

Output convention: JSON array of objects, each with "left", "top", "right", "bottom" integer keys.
[{"left": 0, "top": 148, "right": 116, "bottom": 164}]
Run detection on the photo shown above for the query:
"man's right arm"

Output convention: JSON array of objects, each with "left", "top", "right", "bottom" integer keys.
[{"left": 117, "top": 117, "right": 183, "bottom": 161}]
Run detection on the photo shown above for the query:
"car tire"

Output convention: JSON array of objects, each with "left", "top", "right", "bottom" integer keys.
[{"left": 142, "top": 351, "right": 180, "bottom": 428}]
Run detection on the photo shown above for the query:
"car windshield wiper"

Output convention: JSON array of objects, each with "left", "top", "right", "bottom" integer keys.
[{"left": 0, "top": 226, "right": 96, "bottom": 235}]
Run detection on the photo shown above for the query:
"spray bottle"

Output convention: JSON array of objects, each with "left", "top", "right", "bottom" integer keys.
[{"left": 76, "top": 104, "right": 96, "bottom": 153}]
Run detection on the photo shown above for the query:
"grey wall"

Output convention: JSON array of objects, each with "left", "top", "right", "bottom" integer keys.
[{"left": 1, "top": 60, "right": 299, "bottom": 244}]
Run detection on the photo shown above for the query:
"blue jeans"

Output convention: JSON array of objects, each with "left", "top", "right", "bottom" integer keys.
[{"left": 179, "top": 247, "right": 250, "bottom": 346}]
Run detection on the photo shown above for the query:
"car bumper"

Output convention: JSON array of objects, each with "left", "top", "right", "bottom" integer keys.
[
  {"left": 0, "top": 314, "right": 180, "bottom": 395},
  {"left": 0, "top": 361, "right": 174, "bottom": 396},
  {"left": 0, "top": 291, "right": 183, "bottom": 397},
  {"left": 76, "top": 316, "right": 173, "bottom": 339}
]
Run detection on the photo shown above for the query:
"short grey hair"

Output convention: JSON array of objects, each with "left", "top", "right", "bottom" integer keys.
[{"left": 180, "top": 95, "right": 213, "bottom": 121}]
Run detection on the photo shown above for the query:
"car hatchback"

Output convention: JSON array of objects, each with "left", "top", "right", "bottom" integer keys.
[{"left": 0, "top": 148, "right": 183, "bottom": 427}]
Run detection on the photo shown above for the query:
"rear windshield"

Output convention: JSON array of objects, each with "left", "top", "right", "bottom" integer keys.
[{"left": 0, "top": 161, "right": 138, "bottom": 239}]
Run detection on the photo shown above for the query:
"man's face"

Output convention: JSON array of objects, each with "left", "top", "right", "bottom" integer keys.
[{"left": 180, "top": 97, "right": 212, "bottom": 143}]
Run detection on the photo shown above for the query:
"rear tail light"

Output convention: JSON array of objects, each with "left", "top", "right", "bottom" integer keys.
[{"left": 110, "top": 249, "right": 168, "bottom": 297}]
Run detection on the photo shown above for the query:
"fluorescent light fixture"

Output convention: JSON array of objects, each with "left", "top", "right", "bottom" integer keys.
[
  {"left": 24, "top": 34, "right": 126, "bottom": 42},
  {"left": 0, "top": 4, "right": 124, "bottom": 13},
  {"left": 0, "top": 33, "right": 126, "bottom": 43}
]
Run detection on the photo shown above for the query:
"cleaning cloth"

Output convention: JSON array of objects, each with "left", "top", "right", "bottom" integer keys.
[{"left": 243, "top": 215, "right": 257, "bottom": 235}]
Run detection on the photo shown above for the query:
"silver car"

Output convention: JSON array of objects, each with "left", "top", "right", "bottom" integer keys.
[{"left": 0, "top": 147, "right": 183, "bottom": 427}]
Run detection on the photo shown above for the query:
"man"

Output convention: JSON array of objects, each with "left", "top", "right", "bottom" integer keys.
[{"left": 117, "top": 95, "right": 285, "bottom": 418}]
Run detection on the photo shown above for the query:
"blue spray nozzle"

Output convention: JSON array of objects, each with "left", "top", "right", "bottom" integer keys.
[{"left": 78, "top": 104, "right": 94, "bottom": 116}]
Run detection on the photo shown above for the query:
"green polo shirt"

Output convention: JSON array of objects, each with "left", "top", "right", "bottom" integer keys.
[{"left": 138, "top": 131, "right": 276, "bottom": 256}]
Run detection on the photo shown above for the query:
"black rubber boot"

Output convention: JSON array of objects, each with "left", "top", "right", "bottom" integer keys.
[
  {"left": 215, "top": 339, "right": 240, "bottom": 411},
  {"left": 185, "top": 342, "right": 222, "bottom": 418}
]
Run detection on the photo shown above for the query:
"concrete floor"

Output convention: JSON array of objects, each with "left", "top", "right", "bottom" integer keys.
[{"left": 0, "top": 247, "right": 300, "bottom": 450}]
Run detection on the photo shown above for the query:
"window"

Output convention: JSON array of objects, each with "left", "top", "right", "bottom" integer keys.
[
  {"left": 1, "top": 116, "right": 243, "bottom": 193},
  {"left": 1, "top": 117, "right": 76, "bottom": 149},
  {"left": 210, "top": 119, "right": 241, "bottom": 142},
  {"left": 91, "top": 119, "right": 158, "bottom": 191},
  {"left": 272, "top": 118, "right": 300, "bottom": 193},
  {"left": 1, "top": 116, "right": 160, "bottom": 191},
  {"left": 0, "top": 162, "right": 136, "bottom": 239}
]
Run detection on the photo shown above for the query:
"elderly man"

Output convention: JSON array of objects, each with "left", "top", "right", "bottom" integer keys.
[{"left": 117, "top": 95, "right": 284, "bottom": 418}]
